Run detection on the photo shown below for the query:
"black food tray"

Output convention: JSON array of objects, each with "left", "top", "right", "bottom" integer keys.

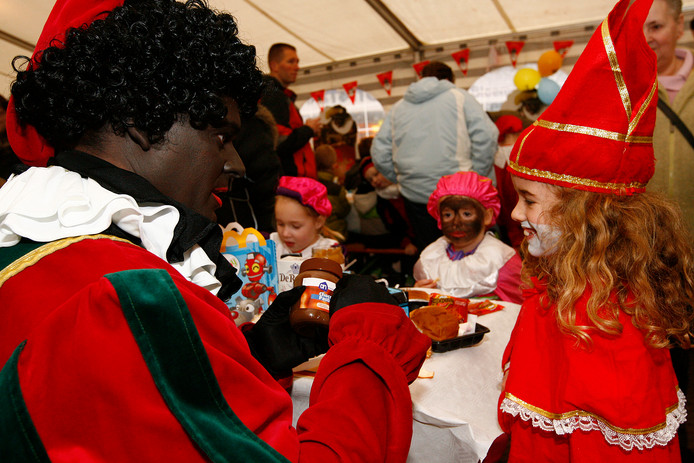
[{"left": 430, "top": 323, "right": 490, "bottom": 353}]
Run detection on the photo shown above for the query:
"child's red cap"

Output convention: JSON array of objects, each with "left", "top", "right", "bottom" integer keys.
[{"left": 7, "top": 0, "right": 126, "bottom": 167}]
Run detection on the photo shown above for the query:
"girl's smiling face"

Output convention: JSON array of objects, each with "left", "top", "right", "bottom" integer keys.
[
  {"left": 511, "top": 176, "right": 562, "bottom": 256},
  {"left": 274, "top": 195, "right": 325, "bottom": 253}
]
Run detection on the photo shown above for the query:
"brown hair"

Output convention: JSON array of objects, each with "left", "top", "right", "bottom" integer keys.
[
  {"left": 314, "top": 144, "right": 337, "bottom": 172},
  {"left": 268, "top": 43, "right": 296, "bottom": 65},
  {"left": 421, "top": 61, "right": 454, "bottom": 83},
  {"left": 521, "top": 187, "right": 694, "bottom": 349}
]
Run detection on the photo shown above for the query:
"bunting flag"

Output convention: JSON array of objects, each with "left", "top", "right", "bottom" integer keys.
[
  {"left": 505, "top": 41, "right": 525, "bottom": 67},
  {"left": 553, "top": 40, "right": 574, "bottom": 58},
  {"left": 310, "top": 90, "right": 325, "bottom": 111},
  {"left": 451, "top": 48, "right": 470, "bottom": 76},
  {"left": 412, "top": 60, "right": 430, "bottom": 78},
  {"left": 376, "top": 70, "right": 393, "bottom": 96},
  {"left": 342, "top": 81, "right": 358, "bottom": 104}
]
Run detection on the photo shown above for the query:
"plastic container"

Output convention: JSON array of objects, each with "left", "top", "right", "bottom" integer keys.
[
  {"left": 290, "top": 257, "right": 343, "bottom": 337},
  {"left": 430, "top": 324, "right": 490, "bottom": 353}
]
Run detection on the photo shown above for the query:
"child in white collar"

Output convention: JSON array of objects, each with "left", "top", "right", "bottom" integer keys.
[{"left": 413, "top": 171, "right": 522, "bottom": 303}]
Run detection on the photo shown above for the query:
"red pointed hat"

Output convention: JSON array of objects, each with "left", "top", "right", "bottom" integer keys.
[
  {"left": 6, "top": 0, "right": 125, "bottom": 167},
  {"left": 508, "top": 0, "right": 657, "bottom": 195}
]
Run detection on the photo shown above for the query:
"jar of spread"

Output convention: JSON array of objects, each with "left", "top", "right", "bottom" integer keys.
[{"left": 290, "top": 257, "right": 343, "bottom": 337}]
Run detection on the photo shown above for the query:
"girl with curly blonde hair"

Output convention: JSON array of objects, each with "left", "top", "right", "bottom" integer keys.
[{"left": 498, "top": 0, "right": 693, "bottom": 460}]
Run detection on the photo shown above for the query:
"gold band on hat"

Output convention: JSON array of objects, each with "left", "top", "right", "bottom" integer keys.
[
  {"left": 511, "top": 126, "right": 648, "bottom": 191},
  {"left": 508, "top": 158, "right": 648, "bottom": 191},
  {"left": 533, "top": 120, "right": 652, "bottom": 144}
]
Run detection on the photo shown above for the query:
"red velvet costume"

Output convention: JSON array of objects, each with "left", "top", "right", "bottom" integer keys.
[
  {"left": 499, "top": 281, "right": 684, "bottom": 461},
  {"left": 498, "top": 1, "right": 688, "bottom": 458},
  {"left": 0, "top": 235, "right": 426, "bottom": 462}
]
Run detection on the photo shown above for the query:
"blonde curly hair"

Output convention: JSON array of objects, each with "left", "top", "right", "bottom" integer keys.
[{"left": 521, "top": 187, "right": 694, "bottom": 349}]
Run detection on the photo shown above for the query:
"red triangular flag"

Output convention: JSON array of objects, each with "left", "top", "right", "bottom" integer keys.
[
  {"left": 343, "top": 81, "right": 358, "bottom": 104},
  {"left": 505, "top": 41, "right": 525, "bottom": 67},
  {"left": 451, "top": 49, "right": 470, "bottom": 76},
  {"left": 412, "top": 60, "right": 430, "bottom": 78},
  {"left": 553, "top": 40, "right": 574, "bottom": 58},
  {"left": 310, "top": 90, "right": 325, "bottom": 111},
  {"left": 376, "top": 71, "right": 393, "bottom": 96}
]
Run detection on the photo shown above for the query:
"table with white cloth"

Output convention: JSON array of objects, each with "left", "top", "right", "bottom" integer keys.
[{"left": 290, "top": 300, "right": 521, "bottom": 463}]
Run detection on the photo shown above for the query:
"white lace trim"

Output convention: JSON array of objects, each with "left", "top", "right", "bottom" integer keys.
[{"left": 500, "top": 389, "right": 687, "bottom": 451}]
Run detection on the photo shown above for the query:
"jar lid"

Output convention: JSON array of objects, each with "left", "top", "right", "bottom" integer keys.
[{"left": 299, "top": 257, "right": 343, "bottom": 278}]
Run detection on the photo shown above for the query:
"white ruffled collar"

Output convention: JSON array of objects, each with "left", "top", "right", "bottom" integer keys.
[{"left": 0, "top": 166, "right": 222, "bottom": 295}]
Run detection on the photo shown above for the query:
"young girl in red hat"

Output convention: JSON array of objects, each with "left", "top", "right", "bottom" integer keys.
[
  {"left": 271, "top": 176, "right": 342, "bottom": 259},
  {"left": 499, "top": 0, "right": 694, "bottom": 460}
]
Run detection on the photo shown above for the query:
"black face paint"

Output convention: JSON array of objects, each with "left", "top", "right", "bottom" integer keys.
[{"left": 439, "top": 196, "right": 485, "bottom": 249}]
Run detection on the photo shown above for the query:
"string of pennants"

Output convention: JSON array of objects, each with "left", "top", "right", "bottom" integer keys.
[{"left": 309, "top": 40, "right": 573, "bottom": 108}]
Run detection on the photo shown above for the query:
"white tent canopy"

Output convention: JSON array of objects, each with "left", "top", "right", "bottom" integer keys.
[{"left": 2, "top": 0, "right": 694, "bottom": 98}]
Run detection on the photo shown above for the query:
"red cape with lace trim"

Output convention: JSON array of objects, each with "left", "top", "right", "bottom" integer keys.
[{"left": 498, "top": 279, "right": 684, "bottom": 462}]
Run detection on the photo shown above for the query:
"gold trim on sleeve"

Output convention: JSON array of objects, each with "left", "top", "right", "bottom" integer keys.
[{"left": 0, "top": 235, "right": 133, "bottom": 288}]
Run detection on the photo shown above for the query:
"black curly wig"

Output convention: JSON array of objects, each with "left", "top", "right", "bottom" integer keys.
[{"left": 11, "top": 0, "right": 262, "bottom": 152}]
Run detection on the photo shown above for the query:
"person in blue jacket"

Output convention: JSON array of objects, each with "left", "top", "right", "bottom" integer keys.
[{"left": 371, "top": 61, "right": 498, "bottom": 249}]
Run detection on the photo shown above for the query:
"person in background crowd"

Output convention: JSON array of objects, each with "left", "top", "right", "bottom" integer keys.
[
  {"left": 261, "top": 43, "right": 321, "bottom": 178},
  {"left": 0, "top": 1, "right": 430, "bottom": 460},
  {"left": 645, "top": 3, "right": 694, "bottom": 456},
  {"left": 0, "top": 95, "right": 22, "bottom": 186},
  {"left": 314, "top": 144, "right": 350, "bottom": 241},
  {"left": 645, "top": 0, "right": 694, "bottom": 235},
  {"left": 491, "top": 112, "right": 526, "bottom": 249},
  {"left": 216, "top": 104, "right": 280, "bottom": 233},
  {"left": 413, "top": 172, "right": 522, "bottom": 303},
  {"left": 500, "top": 0, "right": 693, "bottom": 459},
  {"left": 360, "top": 157, "right": 417, "bottom": 255},
  {"left": 271, "top": 176, "right": 342, "bottom": 259},
  {"left": 371, "top": 60, "right": 498, "bottom": 250}
]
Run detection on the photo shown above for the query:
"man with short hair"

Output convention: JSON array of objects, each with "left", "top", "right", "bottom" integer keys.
[
  {"left": 371, "top": 60, "right": 498, "bottom": 250},
  {"left": 261, "top": 43, "right": 321, "bottom": 178}
]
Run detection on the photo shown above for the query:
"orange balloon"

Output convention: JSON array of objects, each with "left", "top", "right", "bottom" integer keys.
[{"left": 537, "top": 50, "right": 563, "bottom": 77}]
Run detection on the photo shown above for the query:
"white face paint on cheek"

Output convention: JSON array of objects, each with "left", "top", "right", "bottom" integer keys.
[{"left": 521, "top": 220, "right": 562, "bottom": 257}]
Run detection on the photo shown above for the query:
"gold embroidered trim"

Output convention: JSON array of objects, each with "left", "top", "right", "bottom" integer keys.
[
  {"left": 533, "top": 120, "right": 651, "bottom": 144},
  {"left": 504, "top": 391, "right": 678, "bottom": 435},
  {"left": 602, "top": 19, "right": 631, "bottom": 119},
  {"left": 0, "top": 235, "right": 132, "bottom": 289},
  {"left": 628, "top": 81, "right": 657, "bottom": 136},
  {"left": 508, "top": 159, "right": 647, "bottom": 191}
]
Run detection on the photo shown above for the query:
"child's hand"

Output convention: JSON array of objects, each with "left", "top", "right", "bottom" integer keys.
[{"left": 414, "top": 279, "right": 438, "bottom": 288}]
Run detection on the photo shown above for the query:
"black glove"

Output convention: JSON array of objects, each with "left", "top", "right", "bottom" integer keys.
[
  {"left": 329, "top": 274, "right": 399, "bottom": 314},
  {"left": 243, "top": 286, "right": 329, "bottom": 379}
]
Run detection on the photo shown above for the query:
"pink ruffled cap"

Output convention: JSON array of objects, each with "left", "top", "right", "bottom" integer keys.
[
  {"left": 427, "top": 171, "right": 501, "bottom": 228},
  {"left": 277, "top": 176, "right": 332, "bottom": 216}
]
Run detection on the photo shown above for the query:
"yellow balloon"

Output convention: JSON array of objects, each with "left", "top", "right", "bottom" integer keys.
[
  {"left": 537, "top": 50, "right": 563, "bottom": 77},
  {"left": 513, "top": 68, "right": 541, "bottom": 92}
]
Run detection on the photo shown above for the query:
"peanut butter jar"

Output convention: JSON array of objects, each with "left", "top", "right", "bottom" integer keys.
[{"left": 290, "top": 257, "right": 343, "bottom": 337}]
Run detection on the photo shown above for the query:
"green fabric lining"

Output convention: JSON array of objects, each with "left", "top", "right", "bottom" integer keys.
[
  {"left": 0, "top": 341, "right": 51, "bottom": 463},
  {"left": 106, "top": 269, "right": 289, "bottom": 463},
  {"left": 0, "top": 240, "right": 43, "bottom": 271}
]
